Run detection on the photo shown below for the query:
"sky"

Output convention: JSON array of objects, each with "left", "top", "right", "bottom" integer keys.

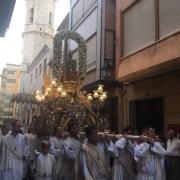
[{"left": 0, "top": 0, "right": 70, "bottom": 73}]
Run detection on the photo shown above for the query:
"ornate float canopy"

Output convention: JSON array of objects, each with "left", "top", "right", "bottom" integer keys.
[
  {"left": 11, "top": 30, "right": 108, "bottom": 136},
  {"left": 32, "top": 30, "right": 93, "bottom": 130},
  {"left": 53, "top": 30, "right": 87, "bottom": 83}
]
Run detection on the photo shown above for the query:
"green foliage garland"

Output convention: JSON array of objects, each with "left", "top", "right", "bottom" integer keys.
[{"left": 53, "top": 30, "right": 87, "bottom": 80}]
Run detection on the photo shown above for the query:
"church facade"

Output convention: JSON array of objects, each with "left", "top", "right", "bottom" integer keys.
[{"left": 19, "top": 0, "right": 55, "bottom": 93}]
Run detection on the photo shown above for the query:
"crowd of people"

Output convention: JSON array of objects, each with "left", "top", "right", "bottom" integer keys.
[{"left": 0, "top": 119, "right": 180, "bottom": 180}]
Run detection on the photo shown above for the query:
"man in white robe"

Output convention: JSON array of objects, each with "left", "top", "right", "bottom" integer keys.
[
  {"left": 134, "top": 127, "right": 166, "bottom": 180},
  {"left": 134, "top": 140, "right": 155, "bottom": 180},
  {"left": 79, "top": 125, "right": 111, "bottom": 180},
  {"left": 60, "top": 122, "right": 81, "bottom": 180},
  {"left": 147, "top": 128, "right": 166, "bottom": 180},
  {"left": 97, "top": 135, "right": 115, "bottom": 176},
  {"left": 151, "top": 141, "right": 166, "bottom": 180},
  {"left": 112, "top": 137, "right": 136, "bottom": 180},
  {"left": 165, "top": 129, "right": 180, "bottom": 180},
  {"left": 0, "top": 120, "right": 26, "bottom": 180},
  {"left": 0, "top": 124, "right": 10, "bottom": 179},
  {"left": 0, "top": 132, "right": 3, "bottom": 179},
  {"left": 49, "top": 126, "right": 64, "bottom": 180}
]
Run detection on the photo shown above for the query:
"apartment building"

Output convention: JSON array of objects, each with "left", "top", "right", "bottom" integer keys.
[
  {"left": 0, "top": 78, "right": 3, "bottom": 124},
  {"left": 69, "top": 0, "right": 119, "bottom": 131},
  {"left": 0, "top": 64, "right": 20, "bottom": 123},
  {"left": 116, "top": 0, "right": 180, "bottom": 134}
]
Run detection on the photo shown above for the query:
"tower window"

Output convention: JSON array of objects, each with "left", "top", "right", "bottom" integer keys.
[
  {"left": 30, "top": 8, "right": 34, "bottom": 23},
  {"left": 31, "top": 73, "right": 33, "bottom": 83},
  {"left": 39, "top": 64, "right": 42, "bottom": 75},
  {"left": 35, "top": 68, "right": 38, "bottom": 78},
  {"left": 44, "top": 58, "right": 47, "bottom": 71},
  {"left": 49, "top": 12, "right": 52, "bottom": 25}
]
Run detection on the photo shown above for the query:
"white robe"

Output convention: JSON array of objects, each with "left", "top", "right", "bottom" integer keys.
[
  {"left": 112, "top": 138, "right": 136, "bottom": 180},
  {"left": 134, "top": 141, "right": 166, "bottom": 180},
  {"left": 60, "top": 136, "right": 81, "bottom": 180},
  {"left": 80, "top": 142, "right": 112, "bottom": 180},
  {"left": 151, "top": 142, "right": 166, "bottom": 180},
  {"left": 98, "top": 141, "right": 114, "bottom": 173},
  {"left": 0, "top": 135, "right": 3, "bottom": 179},
  {"left": 49, "top": 136, "right": 64, "bottom": 179},
  {"left": 0, "top": 133, "right": 26, "bottom": 180},
  {"left": 35, "top": 153, "right": 54, "bottom": 180}
]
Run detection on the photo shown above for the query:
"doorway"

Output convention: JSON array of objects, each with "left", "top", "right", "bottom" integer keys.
[
  {"left": 129, "top": 98, "right": 164, "bottom": 135},
  {"left": 100, "top": 96, "right": 118, "bottom": 132}
]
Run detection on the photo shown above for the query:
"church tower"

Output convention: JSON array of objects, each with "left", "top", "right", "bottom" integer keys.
[{"left": 22, "top": 0, "right": 55, "bottom": 65}]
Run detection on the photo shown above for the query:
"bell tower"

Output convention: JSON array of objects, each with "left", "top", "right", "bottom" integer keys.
[{"left": 22, "top": 0, "right": 55, "bottom": 65}]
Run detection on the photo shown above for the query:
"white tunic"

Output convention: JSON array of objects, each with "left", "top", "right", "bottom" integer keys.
[
  {"left": 49, "top": 136, "right": 64, "bottom": 179},
  {"left": 134, "top": 142, "right": 156, "bottom": 180},
  {"left": 81, "top": 152, "right": 106, "bottom": 180},
  {"left": 98, "top": 141, "right": 114, "bottom": 173},
  {"left": 0, "top": 133, "right": 26, "bottom": 180},
  {"left": 0, "top": 135, "right": 3, "bottom": 179},
  {"left": 134, "top": 141, "right": 167, "bottom": 180},
  {"left": 80, "top": 143, "right": 112, "bottom": 180},
  {"left": 60, "top": 137, "right": 81, "bottom": 180},
  {"left": 35, "top": 153, "right": 54, "bottom": 180},
  {"left": 166, "top": 138, "right": 180, "bottom": 156},
  {"left": 112, "top": 137, "right": 136, "bottom": 180},
  {"left": 151, "top": 142, "right": 166, "bottom": 180}
]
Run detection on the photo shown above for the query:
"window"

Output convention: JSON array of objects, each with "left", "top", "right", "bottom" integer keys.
[
  {"left": 44, "top": 58, "right": 47, "bottom": 71},
  {"left": 7, "top": 79, "right": 16, "bottom": 83},
  {"left": 39, "top": 64, "right": 42, "bottom": 75},
  {"left": 72, "top": 0, "right": 83, "bottom": 26},
  {"left": 105, "top": 31, "right": 114, "bottom": 60},
  {"left": 84, "top": 0, "right": 96, "bottom": 12},
  {"left": 49, "top": 12, "right": 52, "bottom": 25},
  {"left": 30, "top": 8, "right": 34, "bottom": 23},
  {"left": 123, "top": 0, "right": 155, "bottom": 56},
  {"left": 159, "top": 0, "right": 180, "bottom": 38},
  {"left": 3, "top": 111, "right": 13, "bottom": 117},
  {"left": 31, "top": 73, "right": 33, "bottom": 83},
  {"left": 86, "top": 35, "right": 97, "bottom": 65},
  {"left": 4, "top": 103, "right": 10, "bottom": 108},
  {"left": 35, "top": 68, "right": 38, "bottom": 78},
  {"left": 5, "top": 94, "right": 12, "bottom": 99},
  {"left": 7, "top": 70, "right": 16, "bottom": 75}
]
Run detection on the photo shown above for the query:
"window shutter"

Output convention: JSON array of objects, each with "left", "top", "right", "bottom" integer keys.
[
  {"left": 159, "top": 0, "right": 180, "bottom": 38},
  {"left": 72, "top": 0, "right": 83, "bottom": 26},
  {"left": 123, "top": 0, "right": 155, "bottom": 56}
]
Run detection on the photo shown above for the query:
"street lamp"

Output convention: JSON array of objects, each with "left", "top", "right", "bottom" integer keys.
[
  {"left": 87, "top": 84, "right": 108, "bottom": 102},
  {"left": 86, "top": 84, "right": 108, "bottom": 129}
]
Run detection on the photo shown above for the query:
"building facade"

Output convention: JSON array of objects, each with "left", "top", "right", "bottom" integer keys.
[
  {"left": 26, "top": 45, "right": 53, "bottom": 93},
  {"left": 22, "top": 0, "right": 55, "bottom": 65},
  {"left": 0, "top": 78, "right": 3, "bottom": 124},
  {"left": 19, "top": 0, "right": 55, "bottom": 93},
  {"left": 69, "top": 0, "right": 119, "bottom": 131},
  {"left": 0, "top": 64, "right": 20, "bottom": 123},
  {"left": 116, "top": 0, "right": 180, "bottom": 134}
]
